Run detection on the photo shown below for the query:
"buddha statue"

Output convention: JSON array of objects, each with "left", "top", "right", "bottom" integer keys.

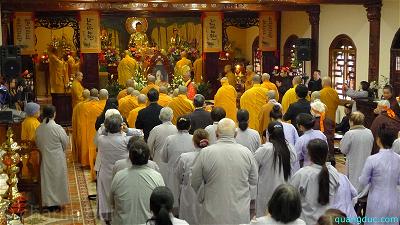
[
  {"left": 170, "top": 28, "right": 182, "bottom": 47},
  {"left": 128, "top": 22, "right": 149, "bottom": 49}
]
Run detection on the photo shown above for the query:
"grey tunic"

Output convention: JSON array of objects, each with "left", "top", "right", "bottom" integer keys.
[
  {"left": 254, "top": 142, "right": 298, "bottom": 217},
  {"left": 340, "top": 125, "right": 374, "bottom": 191},
  {"left": 205, "top": 122, "right": 218, "bottom": 145},
  {"left": 290, "top": 163, "right": 340, "bottom": 225},
  {"left": 191, "top": 136, "right": 258, "bottom": 224},
  {"left": 235, "top": 128, "right": 261, "bottom": 154},
  {"left": 112, "top": 158, "right": 160, "bottom": 177},
  {"left": 35, "top": 119, "right": 69, "bottom": 207},
  {"left": 111, "top": 166, "right": 165, "bottom": 225}
]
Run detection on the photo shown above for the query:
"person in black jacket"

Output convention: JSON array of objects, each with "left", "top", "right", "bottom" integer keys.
[
  {"left": 188, "top": 94, "right": 213, "bottom": 134},
  {"left": 308, "top": 70, "right": 322, "bottom": 93},
  {"left": 135, "top": 88, "right": 163, "bottom": 141},
  {"left": 336, "top": 103, "right": 352, "bottom": 134},
  {"left": 283, "top": 84, "right": 311, "bottom": 126}
]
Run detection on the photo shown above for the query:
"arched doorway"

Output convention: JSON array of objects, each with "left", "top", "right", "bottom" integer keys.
[{"left": 390, "top": 29, "right": 400, "bottom": 96}]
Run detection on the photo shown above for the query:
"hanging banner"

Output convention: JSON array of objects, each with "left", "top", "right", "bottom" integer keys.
[
  {"left": 13, "top": 12, "right": 35, "bottom": 55},
  {"left": 80, "top": 11, "right": 101, "bottom": 53},
  {"left": 259, "top": 12, "right": 277, "bottom": 51},
  {"left": 203, "top": 12, "right": 222, "bottom": 52}
]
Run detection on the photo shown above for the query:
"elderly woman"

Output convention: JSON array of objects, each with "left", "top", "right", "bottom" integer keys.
[{"left": 97, "top": 114, "right": 143, "bottom": 223}]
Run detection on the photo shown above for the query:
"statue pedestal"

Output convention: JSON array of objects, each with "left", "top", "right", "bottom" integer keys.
[{"left": 51, "top": 93, "right": 72, "bottom": 127}]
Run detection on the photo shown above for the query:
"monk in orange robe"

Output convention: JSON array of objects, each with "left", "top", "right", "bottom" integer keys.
[
  {"left": 193, "top": 57, "right": 203, "bottom": 83},
  {"left": 240, "top": 75, "right": 268, "bottom": 131},
  {"left": 214, "top": 77, "right": 237, "bottom": 121},
  {"left": 158, "top": 86, "right": 172, "bottom": 107},
  {"left": 141, "top": 75, "right": 160, "bottom": 95},
  {"left": 117, "top": 79, "right": 135, "bottom": 100},
  {"left": 258, "top": 90, "right": 279, "bottom": 135},
  {"left": 168, "top": 86, "right": 195, "bottom": 124},
  {"left": 182, "top": 66, "right": 196, "bottom": 100},
  {"left": 175, "top": 51, "right": 192, "bottom": 77},
  {"left": 118, "top": 88, "right": 140, "bottom": 119},
  {"left": 224, "top": 64, "right": 236, "bottom": 87},
  {"left": 127, "top": 94, "right": 147, "bottom": 127},
  {"left": 244, "top": 65, "right": 256, "bottom": 91},
  {"left": 320, "top": 77, "right": 340, "bottom": 123},
  {"left": 117, "top": 51, "right": 137, "bottom": 86},
  {"left": 281, "top": 76, "right": 304, "bottom": 113},
  {"left": 261, "top": 73, "right": 279, "bottom": 100},
  {"left": 72, "top": 89, "right": 90, "bottom": 161},
  {"left": 71, "top": 72, "right": 84, "bottom": 109},
  {"left": 49, "top": 48, "right": 67, "bottom": 93}
]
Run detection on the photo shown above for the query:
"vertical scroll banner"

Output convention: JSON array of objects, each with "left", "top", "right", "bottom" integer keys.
[
  {"left": 259, "top": 12, "right": 277, "bottom": 51},
  {"left": 13, "top": 12, "right": 35, "bottom": 55},
  {"left": 203, "top": 12, "right": 222, "bottom": 53},
  {"left": 79, "top": 11, "right": 101, "bottom": 53}
]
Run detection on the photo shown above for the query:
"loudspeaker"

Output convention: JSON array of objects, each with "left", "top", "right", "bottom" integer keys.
[
  {"left": 296, "top": 38, "right": 312, "bottom": 61},
  {"left": 1, "top": 46, "right": 21, "bottom": 81}
]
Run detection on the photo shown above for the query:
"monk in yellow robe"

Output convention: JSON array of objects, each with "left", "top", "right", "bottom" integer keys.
[
  {"left": 127, "top": 94, "right": 147, "bottom": 127},
  {"left": 193, "top": 57, "right": 203, "bottom": 83},
  {"left": 158, "top": 86, "right": 172, "bottom": 107},
  {"left": 67, "top": 52, "right": 80, "bottom": 77},
  {"left": 72, "top": 89, "right": 90, "bottom": 161},
  {"left": 214, "top": 77, "right": 237, "bottom": 121},
  {"left": 141, "top": 75, "right": 160, "bottom": 95},
  {"left": 175, "top": 51, "right": 192, "bottom": 77},
  {"left": 261, "top": 73, "right": 279, "bottom": 100},
  {"left": 258, "top": 90, "right": 278, "bottom": 135},
  {"left": 244, "top": 65, "right": 256, "bottom": 91},
  {"left": 119, "top": 88, "right": 140, "bottom": 119},
  {"left": 240, "top": 75, "right": 268, "bottom": 131},
  {"left": 168, "top": 86, "right": 195, "bottom": 124},
  {"left": 117, "top": 79, "right": 134, "bottom": 100},
  {"left": 49, "top": 49, "right": 67, "bottom": 93},
  {"left": 118, "top": 51, "right": 138, "bottom": 86},
  {"left": 224, "top": 64, "right": 236, "bottom": 87},
  {"left": 320, "top": 77, "right": 340, "bottom": 123},
  {"left": 71, "top": 72, "right": 84, "bottom": 109},
  {"left": 281, "top": 76, "right": 310, "bottom": 113}
]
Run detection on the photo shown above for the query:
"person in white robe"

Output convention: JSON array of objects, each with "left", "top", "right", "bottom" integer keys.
[
  {"left": 113, "top": 157, "right": 159, "bottom": 177},
  {"left": 161, "top": 116, "right": 194, "bottom": 209},
  {"left": 339, "top": 111, "right": 374, "bottom": 192},
  {"left": 147, "top": 107, "right": 177, "bottom": 181},
  {"left": 111, "top": 139, "right": 165, "bottom": 225},
  {"left": 235, "top": 109, "right": 261, "bottom": 153},
  {"left": 254, "top": 121, "right": 298, "bottom": 217},
  {"left": 97, "top": 114, "right": 144, "bottom": 222},
  {"left": 250, "top": 184, "right": 305, "bottom": 225},
  {"left": 35, "top": 105, "right": 69, "bottom": 208},
  {"left": 191, "top": 118, "right": 258, "bottom": 224},
  {"left": 175, "top": 129, "right": 209, "bottom": 225},
  {"left": 204, "top": 107, "right": 226, "bottom": 145},
  {"left": 290, "top": 139, "right": 340, "bottom": 225},
  {"left": 331, "top": 173, "right": 358, "bottom": 218}
]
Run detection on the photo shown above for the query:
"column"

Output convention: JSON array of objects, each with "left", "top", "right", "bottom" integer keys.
[
  {"left": 308, "top": 7, "right": 320, "bottom": 73},
  {"left": 365, "top": 1, "right": 382, "bottom": 82}
]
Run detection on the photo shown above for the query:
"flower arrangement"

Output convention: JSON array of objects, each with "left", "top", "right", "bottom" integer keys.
[
  {"left": 100, "top": 47, "right": 121, "bottom": 66},
  {"left": 169, "top": 73, "right": 185, "bottom": 93},
  {"left": 65, "top": 77, "right": 74, "bottom": 89},
  {"left": 48, "top": 36, "right": 73, "bottom": 56},
  {"left": 133, "top": 65, "right": 147, "bottom": 91},
  {"left": 168, "top": 40, "right": 200, "bottom": 65}
]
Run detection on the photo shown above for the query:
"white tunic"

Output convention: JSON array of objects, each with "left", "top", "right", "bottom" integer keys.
[
  {"left": 161, "top": 130, "right": 194, "bottom": 207},
  {"left": 111, "top": 166, "right": 165, "bottom": 225},
  {"left": 290, "top": 163, "right": 340, "bottom": 225},
  {"left": 35, "top": 119, "right": 69, "bottom": 207},
  {"left": 250, "top": 215, "right": 306, "bottom": 225},
  {"left": 254, "top": 142, "right": 298, "bottom": 217},
  {"left": 205, "top": 122, "right": 218, "bottom": 145},
  {"left": 191, "top": 136, "right": 258, "bottom": 224},
  {"left": 112, "top": 158, "right": 160, "bottom": 178},
  {"left": 235, "top": 128, "right": 261, "bottom": 154},
  {"left": 340, "top": 125, "right": 374, "bottom": 191}
]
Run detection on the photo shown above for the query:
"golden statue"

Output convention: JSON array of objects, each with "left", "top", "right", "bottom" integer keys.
[
  {"left": 128, "top": 22, "right": 149, "bottom": 49},
  {"left": 170, "top": 28, "right": 182, "bottom": 47}
]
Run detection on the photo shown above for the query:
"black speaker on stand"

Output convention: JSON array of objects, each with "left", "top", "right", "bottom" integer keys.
[
  {"left": 1, "top": 46, "right": 22, "bottom": 82},
  {"left": 296, "top": 38, "right": 312, "bottom": 61}
]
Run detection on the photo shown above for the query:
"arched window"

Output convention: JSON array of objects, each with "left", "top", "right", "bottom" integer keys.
[{"left": 329, "top": 34, "right": 357, "bottom": 99}]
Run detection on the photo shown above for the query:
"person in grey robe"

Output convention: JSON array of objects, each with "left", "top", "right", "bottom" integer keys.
[
  {"left": 393, "top": 136, "right": 400, "bottom": 155},
  {"left": 331, "top": 173, "right": 358, "bottom": 219},
  {"left": 235, "top": 109, "right": 261, "bottom": 153},
  {"left": 97, "top": 114, "right": 144, "bottom": 222},
  {"left": 204, "top": 107, "right": 226, "bottom": 145},
  {"left": 35, "top": 105, "right": 69, "bottom": 208},
  {"left": 113, "top": 157, "right": 159, "bottom": 177},
  {"left": 290, "top": 139, "right": 340, "bottom": 225},
  {"left": 255, "top": 121, "right": 298, "bottom": 217},
  {"left": 343, "top": 81, "right": 371, "bottom": 111},
  {"left": 339, "top": 111, "right": 374, "bottom": 192},
  {"left": 147, "top": 107, "right": 177, "bottom": 181},
  {"left": 161, "top": 116, "right": 194, "bottom": 208},
  {"left": 358, "top": 126, "right": 400, "bottom": 225},
  {"left": 191, "top": 118, "right": 258, "bottom": 224},
  {"left": 175, "top": 129, "right": 209, "bottom": 225},
  {"left": 111, "top": 139, "right": 165, "bottom": 225},
  {"left": 267, "top": 104, "right": 299, "bottom": 146}
]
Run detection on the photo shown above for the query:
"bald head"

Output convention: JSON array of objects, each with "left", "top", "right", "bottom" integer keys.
[
  {"left": 137, "top": 94, "right": 147, "bottom": 104},
  {"left": 322, "top": 77, "right": 332, "bottom": 87},
  {"left": 216, "top": 118, "right": 236, "bottom": 138},
  {"left": 99, "top": 89, "right": 109, "bottom": 100},
  {"left": 159, "top": 86, "right": 168, "bottom": 94},
  {"left": 252, "top": 75, "right": 261, "bottom": 84},
  {"left": 178, "top": 85, "right": 187, "bottom": 95},
  {"left": 221, "top": 77, "right": 228, "bottom": 83},
  {"left": 181, "top": 51, "right": 187, "bottom": 58},
  {"left": 126, "top": 87, "right": 135, "bottom": 95},
  {"left": 292, "top": 76, "right": 302, "bottom": 86},
  {"left": 266, "top": 90, "right": 276, "bottom": 100},
  {"left": 132, "top": 90, "right": 140, "bottom": 97},
  {"left": 262, "top": 73, "right": 270, "bottom": 82},
  {"left": 82, "top": 89, "right": 90, "bottom": 99},
  {"left": 148, "top": 75, "right": 156, "bottom": 84},
  {"left": 90, "top": 88, "right": 99, "bottom": 97},
  {"left": 126, "top": 79, "right": 134, "bottom": 88}
]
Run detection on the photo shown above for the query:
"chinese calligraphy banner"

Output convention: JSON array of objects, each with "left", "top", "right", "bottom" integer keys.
[
  {"left": 259, "top": 12, "right": 277, "bottom": 51},
  {"left": 80, "top": 11, "right": 100, "bottom": 53},
  {"left": 203, "top": 12, "right": 222, "bottom": 53},
  {"left": 13, "top": 12, "right": 35, "bottom": 55}
]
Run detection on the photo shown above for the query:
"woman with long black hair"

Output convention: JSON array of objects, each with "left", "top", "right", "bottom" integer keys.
[
  {"left": 235, "top": 109, "right": 261, "bottom": 153},
  {"left": 290, "top": 139, "right": 340, "bottom": 225},
  {"left": 254, "top": 121, "right": 298, "bottom": 217}
]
